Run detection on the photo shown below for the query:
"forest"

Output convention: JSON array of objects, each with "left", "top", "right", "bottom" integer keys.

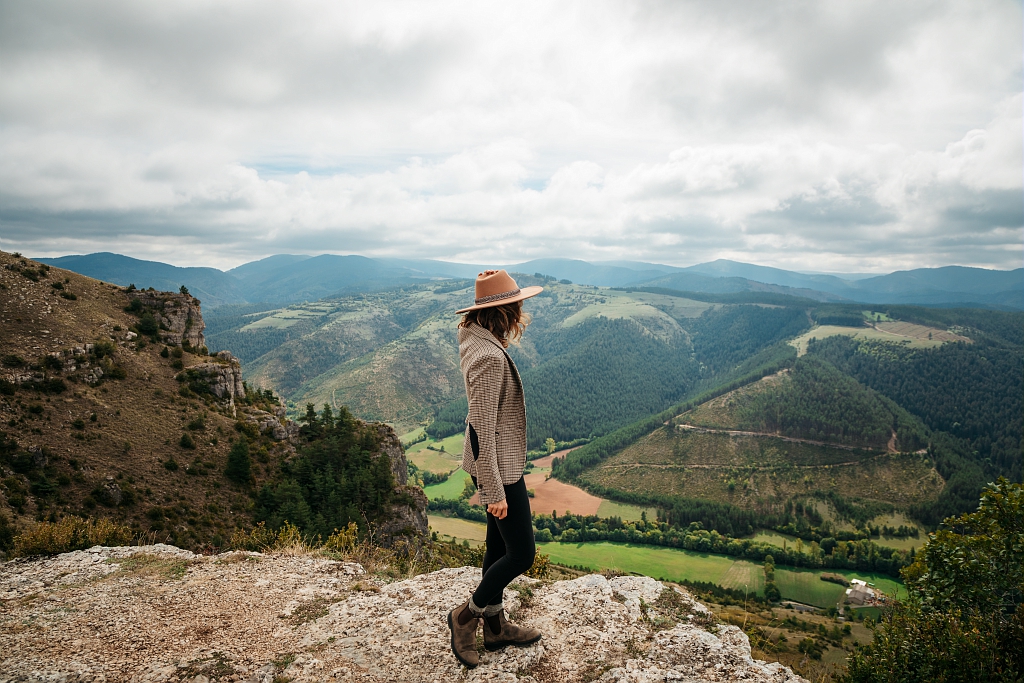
[
  {"left": 254, "top": 405, "right": 400, "bottom": 539},
  {"left": 733, "top": 355, "right": 926, "bottom": 450}
]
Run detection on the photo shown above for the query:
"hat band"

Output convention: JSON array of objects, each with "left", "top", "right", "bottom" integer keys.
[{"left": 475, "top": 287, "right": 521, "bottom": 305}]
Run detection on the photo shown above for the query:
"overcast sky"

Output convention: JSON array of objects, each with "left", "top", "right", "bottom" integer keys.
[{"left": 1, "top": 1, "right": 1021, "bottom": 272}]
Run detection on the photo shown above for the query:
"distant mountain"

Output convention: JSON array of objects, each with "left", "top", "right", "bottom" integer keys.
[
  {"left": 503, "top": 258, "right": 676, "bottom": 287},
  {"left": 227, "top": 254, "right": 312, "bottom": 281},
  {"left": 679, "top": 259, "right": 1024, "bottom": 309},
  {"left": 36, "top": 252, "right": 1023, "bottom": 310},
  {"left": 36, "top": 252, "right": 247, "bottom": 307}
]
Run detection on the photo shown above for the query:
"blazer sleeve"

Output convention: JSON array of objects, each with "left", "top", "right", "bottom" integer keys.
[{"left": 465, "top": 352, "right": 505, "bottom": 505}]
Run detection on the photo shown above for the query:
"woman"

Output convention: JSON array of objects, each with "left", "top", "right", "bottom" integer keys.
[{"left": 447, "top": 269, "right": 544, "bottom": 668}]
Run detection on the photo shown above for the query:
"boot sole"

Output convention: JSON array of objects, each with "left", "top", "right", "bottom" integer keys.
[
  {"left": 484, "top": 634, "right": 542, "bottom": 651},
  {"left": 447, "top": 610, "right": 479, "bottom": 669}
]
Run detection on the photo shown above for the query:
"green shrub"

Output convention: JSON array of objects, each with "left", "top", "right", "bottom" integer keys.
[
  {"left": 125, "top": 298, "right": 143, "bottom": 313},
  {"left": 138, "top": 313, "right": 158, "bottom": 336},
  {"left": 72, "top": 418, "right": 85, "bottom": 430},
  {"left": 160, "top": 346, "right": 170, "bottom": 358},
  {"left": 179, "top": 433, "right": 196, "bottom": 449},
  {"left": 163, "top": 459, "right": 179, "bottom": 471},
  {"left": 13, "top": 516, "right": 134, "bottom": 557},
  {"left": 187, "top": 416, "right": 205, "bottom": 431},
  {"left": 0, "top": 512, "right": 14, "bottom": 554},
  {"left": 60, "top": 291, "right": 77, "bottom": 300}
]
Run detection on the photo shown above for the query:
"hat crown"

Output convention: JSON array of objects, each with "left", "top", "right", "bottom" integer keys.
[{"left": 475, "top": 270, "right": 520, "bottom": 302}]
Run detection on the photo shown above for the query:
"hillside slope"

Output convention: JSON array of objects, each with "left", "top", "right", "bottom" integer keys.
[
  {"left": 578, "top": 360, "right": 943, "bottom": 518},
  {"left": 232, "top": 280, "right": 810, "bottom": 444},
  {"left": 0, "top": 251, "right": 422, "bottom": 551}
]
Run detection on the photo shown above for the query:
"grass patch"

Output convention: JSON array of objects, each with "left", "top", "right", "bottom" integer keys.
[
  {"left": 112, "top": 553, "right": 194, "bottom": 580},
  {"left": 287, "top": 596, "right": 340, "bottom": 625}
]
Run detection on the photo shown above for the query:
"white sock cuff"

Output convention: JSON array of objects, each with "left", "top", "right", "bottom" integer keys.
[
  {"left": 482, "top": 603, "right": 503, "bottom": 617},
  {"left": 468, "top": 597, "right": 486, "bottom": 615}
]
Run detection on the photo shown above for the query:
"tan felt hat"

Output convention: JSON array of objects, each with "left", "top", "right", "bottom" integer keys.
[{"left": 455, "top": 269, "right": 543, "bottom": 314}]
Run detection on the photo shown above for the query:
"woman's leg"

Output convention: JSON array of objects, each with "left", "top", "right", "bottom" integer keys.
[
  {"left": 481, "top": 502, "right": 507, "bottom": 604},
  {"left": 472, "top": 477, "right": 535, "bottom": 608}
]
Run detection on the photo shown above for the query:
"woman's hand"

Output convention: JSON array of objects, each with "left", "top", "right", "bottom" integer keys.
[{"left": 487, "top": 499, "right": 508, "bottom": 520}]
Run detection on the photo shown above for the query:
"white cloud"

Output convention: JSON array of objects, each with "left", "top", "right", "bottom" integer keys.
[{"left": 0, "top": 0, "right": 1020, "bottom": 272}]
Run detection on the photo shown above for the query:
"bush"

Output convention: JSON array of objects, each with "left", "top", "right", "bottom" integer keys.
[
  {"left": 138, "top": 312, "right": 158, "bottom": 336},
  {"left": 13, "top": 516, "right": 134, "bottom": 557},
  {"left": 160, "top": 346, "right": 170, "bottom": 358},
  {"left": 179, "top": 433, "right": 196, "bottom": 449},
  {"left": 163, "top": 459, "right": 179, "bottom": 471},
  {"left": 0, "top": 512, "right": 15, "bottom": 554}
]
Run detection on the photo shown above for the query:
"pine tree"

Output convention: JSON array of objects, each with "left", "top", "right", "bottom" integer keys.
[{"left": 225, "top": 437, "right": 251, "bottom": 484}]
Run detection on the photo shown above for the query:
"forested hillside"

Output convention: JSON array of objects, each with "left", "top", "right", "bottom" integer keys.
[{"left": 553, "top": 303, "right": 1022, "bottom": 532}]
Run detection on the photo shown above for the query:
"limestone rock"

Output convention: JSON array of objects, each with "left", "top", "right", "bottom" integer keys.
[
  {"left": 375, "top": 485, "right": 430, "bottom": 546},
  {"left": 0, "top": 548, "right": 807, "bottom": 682},
  {"left": 131, "top": 291, "right": 205, "bottom": 348},
  {"left": 187, "top": 360, "right": 245, "bottom": 401}
]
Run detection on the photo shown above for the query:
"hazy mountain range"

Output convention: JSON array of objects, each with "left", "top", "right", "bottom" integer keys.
[{"left": 37, "top": 252, "right": 1024, "bottom": 310}]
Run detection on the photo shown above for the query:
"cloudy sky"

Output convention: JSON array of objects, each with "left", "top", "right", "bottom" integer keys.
[{"left": 1, "top": 1, "right": 1021, "bottom": 272}]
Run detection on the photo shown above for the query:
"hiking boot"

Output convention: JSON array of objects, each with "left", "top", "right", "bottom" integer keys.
[
  {"left": 447, "top": 600, "right": 481, "bottom": 668},
  {"left": 483, "top": 610, "right": 542, "bottom": 651}
]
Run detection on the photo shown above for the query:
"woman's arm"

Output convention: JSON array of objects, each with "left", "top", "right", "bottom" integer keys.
[{"left": 465, "top": 353, "right": 505, "bottom": 506}]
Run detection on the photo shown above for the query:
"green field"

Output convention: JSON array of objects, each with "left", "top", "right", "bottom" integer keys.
[
  {"left": 428, "top": 514, "right": 486, "bottom": 545},
  {"left": 595, "top": 500, "right": 658, "bottom": 522},
  {"left": 536, "top": 541, "right": 905, "bottom": 607},
  {"left": 423, "top": 468, "right": 472, "bottom": 501}
]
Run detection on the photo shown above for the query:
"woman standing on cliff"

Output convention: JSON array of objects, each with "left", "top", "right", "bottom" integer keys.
[{"left": 447, "top": 270, "right": 544, "bottom": 668}]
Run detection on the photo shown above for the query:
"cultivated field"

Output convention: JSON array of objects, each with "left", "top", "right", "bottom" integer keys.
[
  {"left": 582, "top": 427, "right": 943, "bottom": 509},
  {"left": 427, "top": 514, "right": 486, "bottom": 545},
  {"left": 469, "top": 470, "right": 607, "bottom": 515}
]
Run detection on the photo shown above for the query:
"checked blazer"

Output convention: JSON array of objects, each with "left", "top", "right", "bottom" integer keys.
[{"left": 458, "top": 321, "right": 528, "bottom": 505}]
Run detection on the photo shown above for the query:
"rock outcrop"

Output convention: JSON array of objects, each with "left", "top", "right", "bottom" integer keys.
[
  {"left": 131, "top": 290, "right": 206, "bottom": 348},
  {"left": 186, "top": 358, "right": 246, "bottom": 402},
  {"left": 0, "top": 545, "right": 806, "bottom": 683}
]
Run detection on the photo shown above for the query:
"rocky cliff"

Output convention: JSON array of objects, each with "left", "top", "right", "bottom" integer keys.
[
  {"left": 0, "top": 545, "right": 806, "bottom": 683},
  {"left": 130, "top": 290, "right": 206, "bottom": 349}
]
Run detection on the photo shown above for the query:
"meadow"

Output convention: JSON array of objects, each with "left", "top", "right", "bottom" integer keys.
[
  {"left": 788, "top": 324, "right": 946, "bottom": 356},
  {"left": 536, "top": 541, "right": 906, "bottom": 608},
  {"left": 406, "top": 433, "right": 465, "bottom": 474},
  {"left": 423, "top": 468, "right": 471, "bottom": 501}
]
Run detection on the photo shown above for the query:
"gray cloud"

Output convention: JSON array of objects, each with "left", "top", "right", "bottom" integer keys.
[{"left": 0, "top": 0, "right": 1020, "bottom": 272}]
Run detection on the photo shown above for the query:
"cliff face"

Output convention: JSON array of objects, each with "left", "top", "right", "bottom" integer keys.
[
  {"left": 0, "top": 545, "right": 806, "bottom": 683},
  {"left": 131, "top": 290, "right": 206, "bottom": 349}
]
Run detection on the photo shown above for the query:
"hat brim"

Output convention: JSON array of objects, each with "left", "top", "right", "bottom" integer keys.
[{"left": 455, "top": 285, "right": 543, "bottom": 314}]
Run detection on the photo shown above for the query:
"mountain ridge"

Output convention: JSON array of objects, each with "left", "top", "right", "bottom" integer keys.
[{"left": 36, "top": 252, "right": 1024, "bottom": 310}]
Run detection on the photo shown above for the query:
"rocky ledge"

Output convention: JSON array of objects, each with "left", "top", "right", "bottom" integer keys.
[{"left": 0, "top": 546, "right": 805, "bottom": 683}]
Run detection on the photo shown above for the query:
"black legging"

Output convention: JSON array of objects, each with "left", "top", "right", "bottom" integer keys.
[{"left": 471, "top": 475, "right": 536, "bottom": 606}]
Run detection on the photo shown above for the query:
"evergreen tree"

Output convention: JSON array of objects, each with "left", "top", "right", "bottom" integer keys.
[{"left": 225, "top": 437, "right": 252, "bottom": 484}]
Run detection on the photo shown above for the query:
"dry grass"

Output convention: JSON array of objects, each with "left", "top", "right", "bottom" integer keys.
[{"left": 0, "top": 250, "right": 279, "bottom": 549}]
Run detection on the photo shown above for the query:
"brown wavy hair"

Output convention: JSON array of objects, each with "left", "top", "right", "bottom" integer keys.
[{"left": 459, "top": 300, "right": 531, "bottom": 348}]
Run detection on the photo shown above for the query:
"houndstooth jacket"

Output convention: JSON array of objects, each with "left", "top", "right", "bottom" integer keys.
[{"left": 458, "top": 321, "right": 528, "bottom": 505}]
